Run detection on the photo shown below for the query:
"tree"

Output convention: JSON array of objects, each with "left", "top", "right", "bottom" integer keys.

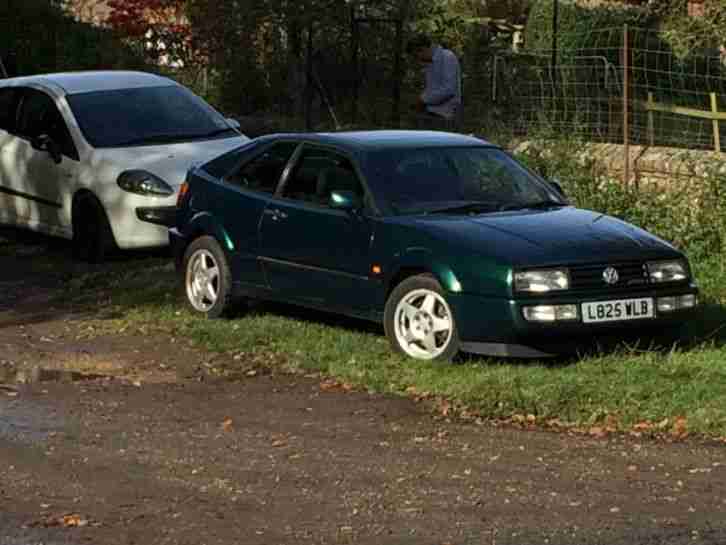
[{"left": 106, "top": 0, "right": 196, "bottom": 67}]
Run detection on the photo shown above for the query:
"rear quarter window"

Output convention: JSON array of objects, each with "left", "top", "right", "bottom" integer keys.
[{"left": 202, "top": 145, "right": 252, "bottom": 179}]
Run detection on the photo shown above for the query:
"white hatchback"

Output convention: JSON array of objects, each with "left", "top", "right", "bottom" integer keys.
[{"left": 0, "top": 71, "right": 248, "bottom": 261}]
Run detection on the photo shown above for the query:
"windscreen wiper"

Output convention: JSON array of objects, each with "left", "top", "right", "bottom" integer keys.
[
  {"left": 200, "top": 127, "right": 239, "bottom": 138},
  {"left": 500, "top": 199, "right": 566, "bottom": 211},
  {"left": 114, "top": 133, "right": 205, "bottom": 146},
  {"left": 426, "top": 201, "right": 498, "bottom": 215}
]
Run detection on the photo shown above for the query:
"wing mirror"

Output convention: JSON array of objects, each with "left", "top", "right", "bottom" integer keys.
[
  {"left": 32, "top": 134, "right": 62, "bottom": 164},
  {"left": 549, "top": 178, "right": 566, "bottom": 199},
  {"left": 329, "top": 190, "right": 362, "bottom": 211},
  {"left": 226, "top": 117, "right": 241, "bottom": 131}
]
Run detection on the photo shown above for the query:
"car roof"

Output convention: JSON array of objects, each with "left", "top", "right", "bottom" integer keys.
[
  {"left": 0, "top": 71, "right": 177, "bottom": 95},
  {"left": 260, "top": 130, "right": 496, "bottom": 152}
]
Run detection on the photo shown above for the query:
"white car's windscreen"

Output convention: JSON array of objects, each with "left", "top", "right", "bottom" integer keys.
[{"left": 66, "top": 85, "right": 234, "bottom": 148}]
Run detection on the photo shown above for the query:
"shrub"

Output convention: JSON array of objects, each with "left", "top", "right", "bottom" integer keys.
[
  {"left": 516, "top": 136, "right": 726, "bottom": 262},
  {"left": 524, "top": 0, "right": 653, "bottom": 61}
]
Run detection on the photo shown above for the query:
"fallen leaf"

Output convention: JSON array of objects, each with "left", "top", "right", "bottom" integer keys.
[
  {"left": 588, "top": 426, "right": 607, "bottom": 438},
  {"left": 62, "top": 514, "right": 88, "bottom": 527},
  {"left": 671, "top": 416, "right": 688, "bottom": 438},
  {"left": 656, "top": 418, "right": 670, "bottom": 430},
  {"left": 221, "top": 418, "right": 233, "bottom": 432}
]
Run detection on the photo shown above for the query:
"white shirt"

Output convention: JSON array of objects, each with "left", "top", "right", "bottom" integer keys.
[{"left": 421, "top": 45, "right": 462, "bottom": 120}]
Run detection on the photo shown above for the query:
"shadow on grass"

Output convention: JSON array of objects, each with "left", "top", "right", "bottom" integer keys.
[{"left": 0, "top": 226, "right": 172, "bottom": 326}]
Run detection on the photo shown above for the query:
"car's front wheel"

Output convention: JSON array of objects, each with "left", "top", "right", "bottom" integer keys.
[
  {"left": 182, "top": 236, "right": 233, "bottom": 319},
  {"left": 72, "top": 194, "right": 115, "bottom": 263},
  {"left": 384, "top": 274, "right": 460, "bottom": 362}
]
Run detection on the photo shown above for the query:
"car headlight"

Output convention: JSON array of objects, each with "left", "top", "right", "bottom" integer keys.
[
  {"left": 118, "top": 170, "right": 174, "bottom": 197},
  {"left": 647, "top": 260, "right": 688, "bottom": 283},
  {"left": 514, "top": 268, "right": 570, "bottom": 293}
]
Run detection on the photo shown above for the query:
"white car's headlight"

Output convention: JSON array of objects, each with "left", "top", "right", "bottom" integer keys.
[
  {"left": 118, "top": 170, "right": 174, "bottom": 197},
  {"left": 514, "top": 269, "right": 570, "bottom": 293},
  {"left": 647, "top": 260, "right": 688, "bottom": 283}
]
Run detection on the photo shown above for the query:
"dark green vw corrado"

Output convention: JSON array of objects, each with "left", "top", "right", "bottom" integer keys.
[{"left": 170, "top": 131, "right": 698, "bottom": 361}]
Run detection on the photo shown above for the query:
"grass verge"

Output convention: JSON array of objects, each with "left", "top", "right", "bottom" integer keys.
[{"left": 57, "top": 251, "right": 726, "bottom": 440}]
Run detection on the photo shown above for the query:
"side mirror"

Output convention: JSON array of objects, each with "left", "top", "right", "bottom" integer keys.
[
  {"left": 32, "top": 134, "right": 62, "bottom": 164},
  {"left": 226, "top": 117, "right": 241, "bottom": 131},
  {"left": 329, "top": 190, "right": 362, "bottom": 211},
  {"left": 549, "top": 178, "right": 566, "bottom": 199}
]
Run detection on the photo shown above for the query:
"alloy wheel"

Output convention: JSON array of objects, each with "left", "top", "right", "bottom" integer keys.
[
  {"left": 186, "top": 249, "right": 220, "bottom": 312},
  {"left": 393, "top": 288, "right": 453, "bottom": 360}
]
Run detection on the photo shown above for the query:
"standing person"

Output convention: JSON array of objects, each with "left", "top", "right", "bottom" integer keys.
[{"left": 407, "top": 33, "right": 462, "bottom": 130}]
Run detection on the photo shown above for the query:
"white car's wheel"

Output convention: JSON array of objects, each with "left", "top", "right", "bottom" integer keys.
[
  {"left": 72, "top": 194, "right": 115, "bottom": 263},
  {"left": 384, "top": 274, "right": 460, "bottom": 362},
  {"left": 182, "top": 236, "right": 233, "bottom": 318}
]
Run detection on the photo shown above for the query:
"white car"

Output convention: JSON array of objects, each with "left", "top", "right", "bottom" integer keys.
[{"left": 0, "top": 71, "right": 248, "bottom": 261}]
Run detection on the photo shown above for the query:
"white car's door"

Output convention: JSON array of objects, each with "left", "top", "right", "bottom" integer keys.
[
  {"left": 0, "top": 87, "right": 24, "bottom": 224},
  {"left": 12, "top": 88, "right": 79, "bottom": 235}
]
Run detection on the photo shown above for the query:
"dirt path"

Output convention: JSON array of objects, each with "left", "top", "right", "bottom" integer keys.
[{"left": 1, "top": 229, "right": 725, "bottom": 545}]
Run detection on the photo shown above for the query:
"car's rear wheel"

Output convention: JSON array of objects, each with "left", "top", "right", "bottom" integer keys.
[
  {"left": 384, "top": 274, "right": 460, "bottom": 362},
  {"left": 183, "top": 236, "right": 233, "bottom": 319},
  {"left": 72, "top": 194, "right": 115, "bottom": 263}
]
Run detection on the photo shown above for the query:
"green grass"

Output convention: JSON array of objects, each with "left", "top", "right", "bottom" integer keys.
[{"left": 56, "top": 252, "right": 726, "bottom": 439}]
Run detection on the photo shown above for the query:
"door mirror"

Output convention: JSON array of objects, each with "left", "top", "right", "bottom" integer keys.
[
  {"left": 329, "top": 190, "right": 362, "bottom": 211},
  {"left": 32, "top": 134, "right": 62, "bottom": 164},
  {"left": 549, "top": 178, "right": 566, "bottom": 199}
]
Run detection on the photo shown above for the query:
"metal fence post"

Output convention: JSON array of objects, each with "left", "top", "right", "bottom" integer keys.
[{"left": 622, "top": 23, "right": 630, "bottom": 188}]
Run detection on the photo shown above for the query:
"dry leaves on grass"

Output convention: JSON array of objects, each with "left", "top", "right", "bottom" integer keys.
[
  {"left": 630, "top": 417, "right": 689, "bottom": 440},
  {"left": 319, "top": 379, "right": 354, "bottom": 393}
]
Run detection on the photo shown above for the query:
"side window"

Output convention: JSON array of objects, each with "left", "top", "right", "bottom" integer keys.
[
  {"left": 282, "top": 147, "right": 363, "bottom": 207},
  {"left": 0, "top": 88, "right": 18, "bottom": 133},
  {"left": 16, "top": 90, "right": 78, "bottom": 160},
  {"left": 225, "top": 141, "right": 298, "bottom": 194}
]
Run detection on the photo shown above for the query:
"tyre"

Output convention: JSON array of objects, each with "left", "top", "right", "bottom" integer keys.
[
  {"left": 384, "top": 273, "right": 460, "bottom": 362},
  {"left": 72, "top": 194, "right": 115, "bottom": 263},
  {"left": 182, "top": 236, "right": 233, "bottom": 319}
]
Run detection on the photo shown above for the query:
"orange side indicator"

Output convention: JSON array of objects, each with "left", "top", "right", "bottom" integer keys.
[
  {"left": 176, "top": 181, "right": 189, "bottom": 207},
  {"left": 371, "top": 264, "right": 383, "bottom": 275}
]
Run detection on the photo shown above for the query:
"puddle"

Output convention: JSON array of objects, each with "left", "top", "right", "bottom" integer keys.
[
  {"left": 0, "top": 363, "right": 107, "bottom": 384},
  {"left": 0, "top": 398, "right": 63, "bottom": 443}
]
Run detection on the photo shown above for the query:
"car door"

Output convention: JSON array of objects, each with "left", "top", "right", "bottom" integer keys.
[
  {"left": 12, "top": 88, "right": 80, "bottom": 233},
  {"left": 258, "top": 144, "right": 377, "bottom": 311},
  {"left": 0, "top": 87, "right": 23, "bottom": 223},
  {"left": 208, "top": 141, "right": 300, "bottom": 288}
]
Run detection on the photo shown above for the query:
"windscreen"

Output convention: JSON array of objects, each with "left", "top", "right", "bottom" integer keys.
[
  {"left": 366, "top": 147, "right": 562, "bottom": 215},
  {"left": 67, "top": 85, "right": 232, "bottom": 148}
]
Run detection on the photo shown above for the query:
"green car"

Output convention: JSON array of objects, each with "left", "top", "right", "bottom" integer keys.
[{"left": 170, "top": 131, "right": 698, "bottom": 361}]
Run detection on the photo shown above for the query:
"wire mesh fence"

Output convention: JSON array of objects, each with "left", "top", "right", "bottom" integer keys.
[{"left": 489, "top": 26, "right": 726, "bottom": 152}]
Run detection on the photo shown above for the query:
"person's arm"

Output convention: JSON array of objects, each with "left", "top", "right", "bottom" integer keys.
[{"left": 421, "top": 50, "right": 460, "bottom": 106}]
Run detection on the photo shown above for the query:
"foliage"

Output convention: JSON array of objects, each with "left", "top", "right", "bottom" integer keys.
[
  {"left": 656, "top": 0, "right": 726, "bottom": 59},
  {"left": 106, "top": 0, "right": 195, "bottom": 68},
  {"left": 0, "top": 0, "right": 148, "bottom": 76},
  {"left": 524, "top": 0, "right": 653, "bottom": 60}
]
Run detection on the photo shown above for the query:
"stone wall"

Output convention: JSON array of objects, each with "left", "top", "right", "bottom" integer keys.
[{"left": 515, "top": 141, "right": 725, "bottom": 189}]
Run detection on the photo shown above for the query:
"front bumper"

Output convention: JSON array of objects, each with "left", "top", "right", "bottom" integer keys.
[
  {"left": 449, "top": 283, "right": 699, "bottom": 357},
  {"left": 136, "top": 206, "right": 177, "bottom": 228}
]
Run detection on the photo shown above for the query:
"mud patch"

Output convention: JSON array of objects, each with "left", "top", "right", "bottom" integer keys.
[{"left": 0, "top": 362, "right": 107, "bottom": 385}]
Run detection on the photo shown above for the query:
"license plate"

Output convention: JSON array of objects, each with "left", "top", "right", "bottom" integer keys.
[{"left": 581, "top": 297, "right": 654, "bottom": 324}]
